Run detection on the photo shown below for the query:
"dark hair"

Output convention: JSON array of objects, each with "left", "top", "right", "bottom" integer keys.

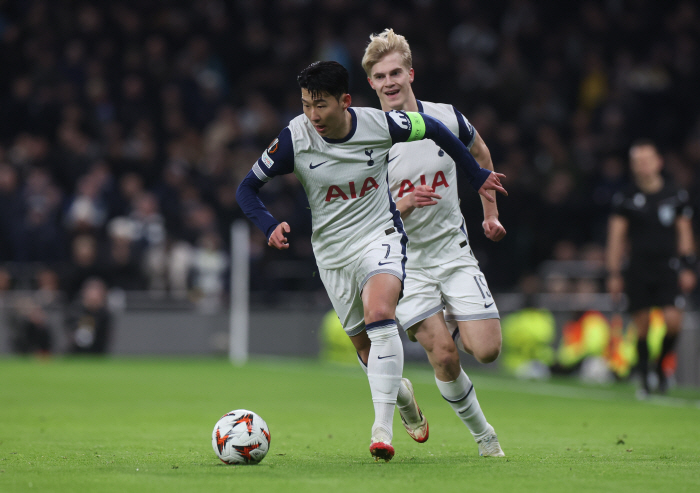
[
  {"left": 629, "top": 138, "right": 659, "bottom": 153},
  {"left": 297, "top": 61, "right": 349, "bottom": 100}
]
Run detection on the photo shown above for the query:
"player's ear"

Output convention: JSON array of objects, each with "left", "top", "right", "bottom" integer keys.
[
  {"left": 367, "top": 76, "right": 375, "bottom": 90},
  {"left": 408, "top": 68, "right": 415, "bottom": 84},
  {"left": 341, "top": 93, "right": 351, "bottom": 110}
]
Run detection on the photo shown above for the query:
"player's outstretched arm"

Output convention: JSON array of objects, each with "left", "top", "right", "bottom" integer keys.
[
  {"left": 386, "top": 111, "right": 507, "bottom": 201},
  {"left": 396, "top": 185, "right": 442, "bottom": 219},
  {"left": 477, "top": 172, "right": 507, "bottom": 204}
]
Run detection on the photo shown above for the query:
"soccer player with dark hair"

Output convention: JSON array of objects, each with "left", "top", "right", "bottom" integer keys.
[
  {"left": 606, "top": 140, "right": 696, "bottom": 397},
  {"left": 362, "top": 29, "right": 505, "bottom": 457},
  {"left": 236, "top": 61, "right": 507, "bottom": 461}
]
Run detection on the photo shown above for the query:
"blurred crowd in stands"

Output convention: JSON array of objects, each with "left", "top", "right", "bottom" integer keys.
[{"left": 2, "top": 0, "right": 700, "bottom": 316}]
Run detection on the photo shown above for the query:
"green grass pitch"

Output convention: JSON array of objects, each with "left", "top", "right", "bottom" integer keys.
[{"left": 1, "top": 357, "right": 699, "bottom": 492}]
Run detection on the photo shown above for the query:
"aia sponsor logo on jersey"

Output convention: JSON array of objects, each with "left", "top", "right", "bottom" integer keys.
[
  {"left": 325, "top": 177, "right": 379, "bottom": 201},
  {"left": 396, "top": 171, "right": 449, "bottom": 197}
]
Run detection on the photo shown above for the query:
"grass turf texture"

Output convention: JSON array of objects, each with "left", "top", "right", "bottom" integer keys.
[{"left": 1, "top": 357, "right": 699, "bottom": 492}]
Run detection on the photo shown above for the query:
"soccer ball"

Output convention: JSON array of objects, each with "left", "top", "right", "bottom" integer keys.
[{"left": 212, "top": 409, "right": 271, "bottom": 465}]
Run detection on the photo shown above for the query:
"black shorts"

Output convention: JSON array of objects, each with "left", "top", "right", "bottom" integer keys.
[{"left": 624, "top": 259, "right": 678, "bottom": 312}]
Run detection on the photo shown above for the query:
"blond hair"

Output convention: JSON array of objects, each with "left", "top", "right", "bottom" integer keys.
[{"left": 361, "top": 28, "right": 412, "bottom": 77}]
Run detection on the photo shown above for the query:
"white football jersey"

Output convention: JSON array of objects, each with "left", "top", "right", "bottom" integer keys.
[
  {"left": 253, "top": 107, "right": 405, "bottom": 269},
  {"left": 388, "top": 101, "right": 476, "bottom": 268}
]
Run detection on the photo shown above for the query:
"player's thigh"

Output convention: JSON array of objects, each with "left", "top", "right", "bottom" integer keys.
[
  {"left": 361, "top": 273, "right": 402, "bottom": 323},
  {"left": 395, "top": 267, "right": 443, "bottom": 332},
  {"left": 318, "top": 265, "right": 366, "bottom": 337},
  {"left": 357, "top": 232, "right": 406, "bottom": 323},
  {"left": 440, "top": 253, "right": 500, "bottom": 324},
  {"left": 457, "top": 318, "right": 502, "bottom": 362},
  {"left": 411, "top": 311, "right": 457, "bottom": 355},
  {"left": 412, "top": 312, "right": 461, "bottom": 377}
]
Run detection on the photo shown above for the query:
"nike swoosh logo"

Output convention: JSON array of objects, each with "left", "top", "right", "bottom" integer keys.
[
  {"left": 484, "top": 302, "right": 494, "bottom": 308},
  {"left": 377, "top": 354, "right": 396, "bottom": 359},
  {"left": 309, "top": 160, "right": 329, "bottom": 169},
  {"left": 387, "top": 155, "right": 399, "bottom": 163},
  {"left": 378, "top": 261, "right": 393, "bottom": 266}
]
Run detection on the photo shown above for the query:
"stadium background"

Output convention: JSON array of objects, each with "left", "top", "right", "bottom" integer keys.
[{"left": 0, "top": 0, "right": 699, "bottom": 384}]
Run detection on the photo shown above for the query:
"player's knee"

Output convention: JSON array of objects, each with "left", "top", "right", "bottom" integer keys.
[
  {"left": 474, "top": 342, "right": 501, "bottom": 364},
  {"left": 364, "top": 306, "right": 395, "bottom": 325},
  {"left": 432, "top": 345, "right": 461, "bottom": 375}
]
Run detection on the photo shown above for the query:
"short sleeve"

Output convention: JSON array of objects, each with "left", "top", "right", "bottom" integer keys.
[
  {"left": 252, "top": 127, "right": 295, "bottom": 182},
  {"left": 454, "top": 108, "right": 476, "bottom": 150}
]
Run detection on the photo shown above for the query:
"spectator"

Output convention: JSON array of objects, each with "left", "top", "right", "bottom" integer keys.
[
  {"left": 9, "top": 296, "right": 53, "bottom": 355},
  {"left": 190, "top": 230, "right": 228, "bottom": 303},
  {"left": 64, "top": 277, "right": 111, "bottom": 354},
  {"left": 63, "top": 234, "right": 103, "bottom": 297},
  {"left": 0, "top": 0, "right": 699, "bottom": 297}
]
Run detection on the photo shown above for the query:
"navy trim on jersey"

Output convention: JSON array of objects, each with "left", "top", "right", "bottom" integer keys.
[
  {"left": 416, "top": 100, "right": 424, "bottom": 112},
  {"left": 459, "top": 217, "right": 469, "bottom": 244},
  {"left": 322, "top": 108, "right": 358, "bottom": 144},
  {"left": 236, "top": 171, "right": 280, "bottom": 239},
  {"left": 386, "top": 175, "right": 408, "bottom": 298},
  {"left": 441, "top": 384, "right": 474, "bottom": 403},
  {"left": 238, "top": 127, "right": 296, "bottom": 240},
  {"left": 255, "top": 127, "right": 295, "bottom": 179},
  {"left": 453, "top": 108, "right": 476, "bottom": 150},
  {"left": 420, "top": 113, "right": 490, "bottom": 191}
]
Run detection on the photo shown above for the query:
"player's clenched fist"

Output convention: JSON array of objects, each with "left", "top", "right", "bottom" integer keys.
[
  {"left": 268, "top": 222, "right": 290, "bottom": 249},
  {"left": 482, "top": 216, "right": 506, "bottom": 242}
]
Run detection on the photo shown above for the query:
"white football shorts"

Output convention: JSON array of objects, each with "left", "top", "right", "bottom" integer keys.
[
  {"left": 395, "top": 249, "right": 499, "bottom": 331},
  {"left": 318, "top": 230, "right": 406, "bottom": 336}
]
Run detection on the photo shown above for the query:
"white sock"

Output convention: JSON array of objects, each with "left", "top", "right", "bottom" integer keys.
[
  {"left": 365, "top": 319, "right": 404, "bottom": 441},
  {"left": 435, "top": 368, "right": 492, "bottom": 441},
  {"left": 357, "top": 352, "right": 412, "bottom": 408}
]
